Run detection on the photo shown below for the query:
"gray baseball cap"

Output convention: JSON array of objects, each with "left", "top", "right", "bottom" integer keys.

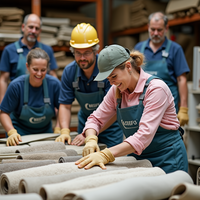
[{"left": 94, "top": 44, "right": 130, "bottom": 81}]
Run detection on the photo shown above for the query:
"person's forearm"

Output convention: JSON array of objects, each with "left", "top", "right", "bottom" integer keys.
[
  {"left": 0, "top": 111, "right": 15, "bottom": 132},
  {"left": 109, "top": 141, "right": 136, "bottom": 157},
  {"left": 54, "top": 108, "right": 60, "bottom": 127},
  {"left": 0, "top": 78, "right": 8, "bottom": 103},
  {"left": 59, "top": 104, "right": 71, "bottom": 129},
  {"left": 85, "top": 128, "right": 97, "bottom": 137},
  {"left": 177, "top": 74, "right": 188, "bottom": 107}
]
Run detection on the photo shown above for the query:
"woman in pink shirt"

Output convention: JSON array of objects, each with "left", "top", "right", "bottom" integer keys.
[{"left": 76, "top": 44, "right": 188, "bottom": 173}]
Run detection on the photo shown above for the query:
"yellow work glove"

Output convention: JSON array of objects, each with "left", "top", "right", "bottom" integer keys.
[
  {"left": 177, "top": 107, "right": 189, "bottom": 126},
  {"left": 55, "top": 128, "right": 71, "bottom": 144},
  {"left": 83, "top": 135, "right": 100, "bottom": 157},
  {"left": 54, "top": 127, "right": 61, "bottom": 134},
  {"left": 76, "top": 148, "right": 115, "bottom": 169},
  {"left": 7, "top": 129, "right": 21, "bottom": 146}
]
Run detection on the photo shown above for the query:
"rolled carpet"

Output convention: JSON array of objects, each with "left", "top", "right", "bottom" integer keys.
[
  {"left": 169, "top": 182, "right": 200, "bottom": 200},
  {"left": 0, "top": 145, "right": 29, "bottom": 154},
  {"left": 64, "top": 170, "right": 193, "bottom": 200},
  {"left": 0, "top": 161, "right": 132, "bottom": 194},
  {"left": 0, "top": 160, "right": 56, "bottom": 176},
  {"left": 18, "top": 167, "right": 127, "bottom": 194},
  {"left": 58, "top": 156, "right": 83, "bottom": 163},
  {"left": 40, "top": 167, "right": 165, "bottom": 200},
  {"left": 0, "top": 193, "right": 42, "bottom": 200},
  {"left": 16, "top": 152, "right": 67, "bottom": 160},
  {"left": 15, "top": 142, "right": 66, "bottom": 153},
  {"left": 1, "top": 159, "right": 51, "bottom": 164}
]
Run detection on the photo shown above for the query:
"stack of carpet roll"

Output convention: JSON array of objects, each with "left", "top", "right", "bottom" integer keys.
[
  {"left": 0, "top": 7, "right": 24, "bottom": 46},
  {"left": 40, "top": 17, "right": 74, "bottom": 47},
  {"left": 53, "top": 51, "right": 74, "bottom": 80}
]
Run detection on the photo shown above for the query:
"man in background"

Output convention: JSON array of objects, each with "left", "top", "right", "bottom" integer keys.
[
  {"left": 0, "top": 13, "right": 58, "bottom": 103},
  {"left": 134, "top": 12, "right": 190, "bottom": 126}
]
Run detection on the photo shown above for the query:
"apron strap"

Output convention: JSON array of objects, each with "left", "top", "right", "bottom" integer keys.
[
  {"left": 42, "top": 77, "right": 51, "bottom": 104},
  {"left": 37, "top": 42, "right": 42, "bottom": 49},
  {"left": 15, "top": 41, "right": 24, "bottom": 54},
  {"left": 72, "top": 64, "right": 105, "bottom": 92},
  {"left": 140, "top": 40, "right": 147, "bottom": 53},
  {"left": 23, "top": 75, "right": 50, "bottom": 105}
]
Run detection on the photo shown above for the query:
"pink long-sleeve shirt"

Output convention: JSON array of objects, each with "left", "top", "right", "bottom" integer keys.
[{"left": 82, "top": 69, "right": 180, "bottom": 155}]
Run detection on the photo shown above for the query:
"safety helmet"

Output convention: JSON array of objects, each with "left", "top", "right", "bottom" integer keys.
[{"left": 70, "top": 23, "right": 99, "bottom": 48}]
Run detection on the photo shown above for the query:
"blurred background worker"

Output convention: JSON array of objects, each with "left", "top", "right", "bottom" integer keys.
[
  {"left": 134, "top": 12, "right": 190, "bottom": 126},
  {"left": 0, "top": 48, "right": 60, "bottom": 146},
  {"left": 56, "top": 23, "right": 123, "bottom": 147},
  {"left": 0, "top": 13, "right": 58, "bottom": 104}
]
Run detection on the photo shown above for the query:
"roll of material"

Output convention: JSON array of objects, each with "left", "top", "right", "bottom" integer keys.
[
  {"left": 64, "top": 171, "right": 193, "bottom": 200},
  {"left": 58, "top": 156, "right": 83, "bottom": 163},
  {"left": 15, "top": 142, "right": 66, "bottom": 153},
  {"left": 16, "top": 152, "right": 67, "bottom": 160},
  {"left": 18, "top": 167, "right": 127, "bottom": 194},
  {"left": 1, "top": 159, "right": 43, "bottom": 163},
  {"left": 0, "top": 193, "right": 42, "bottom": 200},
  {"left": 40, "top": 167, "right": 165, "bottom": 200},
  {"left": 169, "top": 182, "right": 200, "bottom": 200},
  {"left": 0, "top": 145, "right": 29, "bottom": 154},
  {"left": 0, "top": 158, "right": 152, "bottom": 194},
  {"left": 0, "top": 160, "right": 56, "bottom": 176},
  {"left": 0, "top": 162, "right": 126, "bottom": 194}
]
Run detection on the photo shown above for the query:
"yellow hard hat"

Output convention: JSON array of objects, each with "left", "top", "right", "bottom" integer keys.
[{"left": 70, "top": 23, "right": 99, "bottom": 48}]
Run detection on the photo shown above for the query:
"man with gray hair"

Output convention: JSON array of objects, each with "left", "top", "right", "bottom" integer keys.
[
  {"left": 57, "top": 23, "right": 123, "bottom": 147},
  {"left": 0, "top": 13, "right": 58, "bottom": 103},
  {"left": 134, "top": 12, "right": 190, "bottom": 126}
]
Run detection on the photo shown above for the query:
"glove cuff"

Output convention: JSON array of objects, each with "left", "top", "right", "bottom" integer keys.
[
  {"left": 101, "top": 148, "right": 115, "bottom": 162},
  {"left": 54, "top": 127, "right": 61, "bottom": 133},
  {"left": 8, "top": 129, "right": 17, "bottom": 137},
  {"left": 60, "top": 128, "right": 70, "bottom": 135},
  {"left": 85, "top": 135, "right": 98, "bottom": 144},
  {"left": 179, "top": 107, "right": 188, "bottom": 113}
]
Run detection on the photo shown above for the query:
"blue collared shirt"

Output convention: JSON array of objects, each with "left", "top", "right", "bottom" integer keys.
[
  {"left": 0, "top": 37, "right": 58, "bottom": 81},
  {"left": 134, "top": 37, "right": 190, "bottom": 83},
  {"left": 59, "top": 54, "right": 111, "bottom": 105}
]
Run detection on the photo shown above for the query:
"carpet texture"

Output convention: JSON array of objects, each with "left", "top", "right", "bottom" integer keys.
[
  {"left": 0, "top": 161, "right": 129, "bottom": 194},
  {"left": 0, "top": 160, "right": 56, "bottom": 176},
  {"left": 15, "top": 142, "right": 66, "bottom": 153},
  {"left": 0, "top": 145, "right": 29, "bottom": 154},
  {"left": 16, "top": 152, "right": 67, "bottom": 160},
  {"left": 18, "top": 167, "right": 127, "bottom": 194},
  {"left": 64, "top": 170, "right": 193, "bottom": 200},
  {"left": 169, "top": 182, "right": 200, "bottom": 200},
  {"left": 58, "top": 156, "right": 83, "bottom": 163},
  {"left": 0, "top": 193, "right": 42, "bottom": 200},
  {"left": 40, "top": 167, "right": 165, "bottom": 200}
]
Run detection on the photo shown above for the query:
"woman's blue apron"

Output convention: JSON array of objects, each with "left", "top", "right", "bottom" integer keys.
[
  {"left": 73, "top": 64, "right": 123, "bottom": 147},
  {"left": 117, "top": 76, "right": 188, "bottom": 173},
  {"left": 14, "top": 41, "right": 42, "bottom": 78},
  {"left": 10, "top": 75, "right": 54, "bottom": 136},
  {"left": 140, "top": 40, "right": 179, "bottom": 113}
]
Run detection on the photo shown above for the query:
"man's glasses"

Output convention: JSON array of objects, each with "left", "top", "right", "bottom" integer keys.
[{"left": 74, "top": 51, "right": 93, "bottom": 58}]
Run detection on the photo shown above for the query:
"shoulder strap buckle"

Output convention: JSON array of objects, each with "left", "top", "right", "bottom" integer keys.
[
  {"left": 97, "top": 81, "right": 105, "bottom": 88},
  {"left": 44, "top": 98, "right": 51, "bottom": 104}
]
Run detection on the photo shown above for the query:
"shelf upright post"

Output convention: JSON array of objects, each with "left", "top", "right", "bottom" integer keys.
[{"left": 96, "top": 0, "right": 103, "bottom": 51}]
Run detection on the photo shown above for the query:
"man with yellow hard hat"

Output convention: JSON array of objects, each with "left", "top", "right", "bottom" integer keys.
[{"left": 56, "top": 23, "right": 123, "bottom": 148}]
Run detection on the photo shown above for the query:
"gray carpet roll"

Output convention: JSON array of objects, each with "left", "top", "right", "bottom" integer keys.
[
  {"left": 0, "top": 160, "right": 56, "bottom": 176},
  {"left": 58, "top": 156, "right": 82, "bottom": 163},
  {"left": 65, "top": 170, "right": 193, "bottom": 200},
  {"left": 0, "top": 145, "right": 29, "bottom": 154},
  {"left": 18, "top": 167, "right": 127, "bottom": 194},
  {"left": 40, "top": 167, "right": 165, "bottom": 200},
  {"left": 15, "top": 142, "right": 66, "bottom": 153},
  {"left": 0, "top": 162, "right": 131, "bottom": 194},
  {"left": 169, "top": 182, "right": 200, "bottom": 200},
  {"left": 0, "top": 193, "right": 42, "bottom": 200},
  {"left": 1, "top": 159, "right": 50, "bottom": 164},
  {"left": 16, "top": 152, "right": 67, "bottom": 160}
]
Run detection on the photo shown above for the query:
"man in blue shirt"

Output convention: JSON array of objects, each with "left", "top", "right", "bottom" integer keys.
[
  {"left": 56, "top": 23, "right": 123, "bottom": 148},
  {"left": 0, "top": 14, "right": 58, "bottom": 103},
  {"left": 134, "top": 12, "right": 190, "bottom": 126}
]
